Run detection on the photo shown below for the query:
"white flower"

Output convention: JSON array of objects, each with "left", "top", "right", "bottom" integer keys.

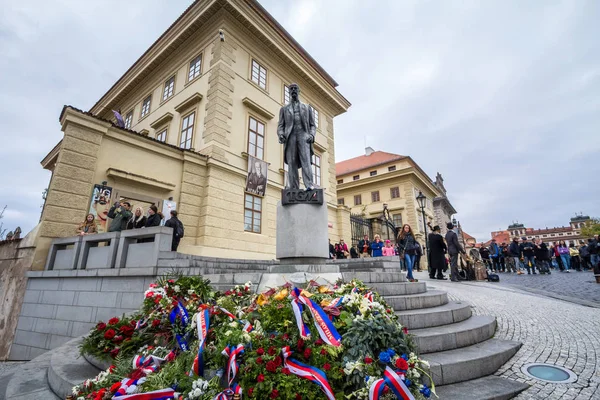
[
  {"left": 188, "top": 289, "right": 194, "bottom": 295},
  {"left": 245, "top": 281, "right": 252, "bottom": 287},
  {"left": 72, "top": 386, "right": 79, "bottom": 395},
  {"left": 228, "top": 321, "right": 238, "bottom": 328},
  {"left": 193, "top": 388, "right": 201, "bottom": 397},
  {"left": 174, "top": 285, "right": 181, "bottom": 293},
  {"left": 224, "top": 330, "right": 232, "bottom": 336},
  {"left": 420, "top": 360, "right": 430, "bottom": 368}
]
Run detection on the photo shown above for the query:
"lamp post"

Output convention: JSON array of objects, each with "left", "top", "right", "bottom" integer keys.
[{"left": 416, "top": 191, "right": 429, "bottom": 272}]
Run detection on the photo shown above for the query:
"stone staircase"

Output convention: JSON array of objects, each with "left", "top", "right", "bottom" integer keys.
[{"left": 4, "top": 268, "right": 529, "bottom": 400}]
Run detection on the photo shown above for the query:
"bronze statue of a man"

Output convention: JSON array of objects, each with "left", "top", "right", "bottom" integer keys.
[{"left": 277, "top": 83, "right": 317, "bottom": 190}]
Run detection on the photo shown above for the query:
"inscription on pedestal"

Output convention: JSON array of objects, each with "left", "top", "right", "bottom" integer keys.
[{"left": 281, "top": 189, "right": 324, "bottom": 205}]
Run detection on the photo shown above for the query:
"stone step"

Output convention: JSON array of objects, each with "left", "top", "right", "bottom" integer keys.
[
  {"left": 4, "top": 348, "right": 60, "bottom": 400},
  {"left": 385, "top": 290, "right": 448, "bottom": 311},
  {"left": 396, "top": 301, "right": 472, "bottom": 329},
  {"left": 411, "top": 315, "right": 496, "bottom": 354},
  {"left": 48, "top": 337, "right": 101, "bottom": 399},
  {"left": 369, "top": 281, "right": 427, "bottom": 296},
  {"left": 424, "top": 339, "right": 522, "bottom": 386},
  {"left": 342, "top": 271, "right": 407, "bottom": 283},
  {"left": 434, "top": 375, "right": 529, "bottom": 400}
]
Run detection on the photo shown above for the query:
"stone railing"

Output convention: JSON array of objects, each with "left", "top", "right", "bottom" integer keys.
[{"left": 44, "top": 226, "right": 174, "bottom": 271}]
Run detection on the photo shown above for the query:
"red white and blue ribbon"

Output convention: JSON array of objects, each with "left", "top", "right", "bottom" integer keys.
[
  {"left": 369, "top": 366, "right": 415, "bottom": 400},
  {"left": 192, "top": 308, "right": 210, "bottom": 377},
  {"left": 291, "top": 288, "right": 342, "bottom": 347},
  {"left": 169, "top": 301, "right": 190, "bottom": 351},
  {"left": 222, "top": 344, "right": 244, "bottom": 387},
  {"left": 364, "top": 291, "right": 374, "bottom": 302},
  {"left": 281, "top": 346, "right": 336, "bottom": 400},
  {"left": 134, "top": 318, "right": 147, "bottom": 330},
  {"left": 291, "top": 288, "right": 311, "bottom": 338},
  {"left": 112, "top": 388, "right": 176, "bottom": 400},
  {"left": 212, "top": 384, "right": 241, "bottom": 400},
  {"left": 218, "top": 307, "right": 253, "bottom": 333}
]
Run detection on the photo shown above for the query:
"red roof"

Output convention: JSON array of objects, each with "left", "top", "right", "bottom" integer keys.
[
  {"left": 462, "top": 231, "right": 476, "bottom": 241},
  {"left": 336, "top": 151, "right": 405, "bottom": 177},
  {"left": 482, "top": 231, "right": 511, "bottom": 247}
]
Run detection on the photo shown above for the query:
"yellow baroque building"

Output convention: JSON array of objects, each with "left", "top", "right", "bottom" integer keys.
[{"left": 35, "top": 0, "right": 351, "bottom": 268}]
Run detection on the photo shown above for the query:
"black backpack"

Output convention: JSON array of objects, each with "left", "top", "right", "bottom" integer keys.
[{"left": 175, "top": 219, "right": 185, "bottom": 238}]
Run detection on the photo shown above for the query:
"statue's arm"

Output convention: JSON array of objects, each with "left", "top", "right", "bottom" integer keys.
[
  {"left": 277, "top": 107, "right": 286, "bottom": 142},
  {"left": 308, "top": 106, "right": 316, "bottom": 138}
]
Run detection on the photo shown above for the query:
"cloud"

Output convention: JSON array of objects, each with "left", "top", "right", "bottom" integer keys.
[{"left": 1, "top": 0, "right": 599, "bottom": 243}]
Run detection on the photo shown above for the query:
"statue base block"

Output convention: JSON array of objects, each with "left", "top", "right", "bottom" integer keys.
[{"left": 275, "top": 195, "right": 329, "bottom": 264}]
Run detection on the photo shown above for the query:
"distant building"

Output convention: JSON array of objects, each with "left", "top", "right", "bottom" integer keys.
[{"left": 487, "top": 215, "right": 592, "bottom": 246}]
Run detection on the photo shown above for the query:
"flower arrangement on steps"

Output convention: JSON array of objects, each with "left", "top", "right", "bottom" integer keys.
[{"left": 72, "top": 275, "right": 434, "bottom": 400}]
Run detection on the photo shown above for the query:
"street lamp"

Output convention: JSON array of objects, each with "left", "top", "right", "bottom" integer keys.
[{"left": 416, "top": 191, "right": 429, "bottom": 272}]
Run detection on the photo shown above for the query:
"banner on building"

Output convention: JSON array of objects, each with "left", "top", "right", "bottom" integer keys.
[
  {"left": 162, "top": 200, "right": 177, "bottom": 224},
  {"left": 88, "top": 184, "right": 113, "bottom": 233},
  {"left": 244, "top": 155, "right": 268, "bottom": 197}
]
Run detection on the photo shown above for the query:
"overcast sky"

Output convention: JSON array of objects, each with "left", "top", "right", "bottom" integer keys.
[{"left": 1, "top": 0, "right": 599, "bottom": 241}]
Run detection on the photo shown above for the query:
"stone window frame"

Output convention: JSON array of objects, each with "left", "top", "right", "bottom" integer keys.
[
  {"left": 354, "top": 194, "right": 362, "bottom": 206},
  {"left": 392, "top": 213, "right": 403, "bottom": 229},
  {"left": 370, "top": 170, "right": 377, "bottom": 177},
  {"left": 124, "top": 110, "right": 134, "bottom": 129},
  {"left": 283, "top": 84, "right": 290, "bottom": 105},
  {"left": 390, "top": 186, "right": 400, "bottom": 199},
  {"left": 162, "top": 75, "right": 176, "bottom": 101},
  {"left": 338, "top": 198, "right": 345, "bottom": 205},
  {"left": 250, "top": 58, "right": 268, "bottom": 91},
  {"left": 244, "top": 194, "right": 262, "bottom": 234},
  {"left": 140, "top": 94, "right": 152, "bottom": 119},
  {"left": 188, "top": 54, "right": 203, "bottom": 83},
  {"left": 312, "top": 153, "right": 321, "bottom": 187},
  {"left": 247, "top": 115, "right": 266, "bottom": 160},
  {"left": 337, "top": 179, "right": 343, "bottom": 184},
  {"left": 371, "top": 191, "right": 380, "bottom": 203},
  {"left": 353, "top": 175, "right": 360, "bottom": 181},
  {"left": 310, "top": 105, "right": 320, "bottom": 129},
  {"left": 179, "top": 111, "right": 195, "bottom": 150},
  {"left": 388, "top": 165, "right": 396, "bottom": 172},
  {"left": 156, "top": 128, "right": 168, "bottom": 143}
]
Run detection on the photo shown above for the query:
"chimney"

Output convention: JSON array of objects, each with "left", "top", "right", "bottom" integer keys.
[{"left": 365, "top": 146, "right": 375, "bottom": 156}]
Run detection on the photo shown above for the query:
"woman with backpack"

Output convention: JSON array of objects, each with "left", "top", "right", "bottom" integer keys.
[
  {"left": 165, "top": 210, "right": 184, "bottom": 251},
  {"left": 398, "top": 224, "right": 418, "bottom": 282}
]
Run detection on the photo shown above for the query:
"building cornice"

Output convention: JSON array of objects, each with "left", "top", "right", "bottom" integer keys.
[{"left": 41, "top": 140, "right": 62, "bottom": 170}]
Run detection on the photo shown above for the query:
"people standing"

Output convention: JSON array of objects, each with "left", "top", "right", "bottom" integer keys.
[
  {"left": 164, "top": 210, "right": 184, "bottom": 251},
  {"left": 145, "top": 205, "right": 162, "bottom": 227},
  {"left": 579, "top": 241, "right": 591, "bottom": 270},
  {"left": 533, "top": 239, "right": 551, "bottom": 274},
  {"left": 428, "top": 225, "right": 447, "bottom": 280},
  {"left": 556, "top": 241, "right": 571, "bottom": 272},
  {"left": 479, "top": 244, "right": 491, "bottom": 270},
  {"left": 382, "top": 240, "right": 395, "bottom": 256},
  {"left": 339, "top": 239, "right": 349, "bottom": 258},
  {"left": 500, "top": 242, "right": 508, "bottom": 272},
  {"left": 489, "top": 239, "right": 501, "bottom": 272},
  {"left": 126, "top": 206, "right": 147, "bottom": 230},
  {"left": 370, "top": 234, "right": 384, "bottom": 257},
  {"left": 569, "top": 243, "right": 581, "bottom": 271},
  {"left": 107, "top": 201, "right": 133, "bottom": 232},
  {"left": 508, "top": 237, "right": 522, "bottom": 274},
  {"left": 414, "top": 241, "right": 423, "bottom": 272},
  {"left": 445, "top": 222, "right": 465, "bottom": 282},
  {"left": 519, "top": 237, "right": 537, "bottom": 274},
  {"left": 328, "top": 239, "right": 335, "bottom": 259},
  {"left": 358, "top": 235, "right": 371, "bottom": 258},
  {"left": 589, "top": 236, "right": 599, "bottom": 270},
  {"left": 350, "top": 245, "right": 359, "bottom": 259},
  {"left": 398, "top": 225, "right": 418, "bottom": 282},
  {"left": 77, "top": 214, "right": 98, "bottom": 236}
]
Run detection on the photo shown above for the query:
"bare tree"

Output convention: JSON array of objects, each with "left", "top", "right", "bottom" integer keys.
[{"left": 0, "top": 205, "right": 7, "bottom": 240}]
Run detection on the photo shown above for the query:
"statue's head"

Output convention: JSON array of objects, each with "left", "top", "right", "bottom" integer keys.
[{"left": 289, "top": 83, "right": 300, "bottom": 101}]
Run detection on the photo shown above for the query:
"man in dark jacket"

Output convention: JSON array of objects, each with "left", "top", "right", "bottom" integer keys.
[
  {"left": 428, "top": 225, "right": 447, "bottom": 280},
  {"left": 533, "top": 239, "right": 551, "bottom": 274},
  {"left": 107, "top": 201, "right": 132, "bottom": 232},
  {"left": 580, "top": 241, "right": 591, "bottom": 270},
  {"left": 358, "top": 235, "right": 371, "bottom": 258},
  {"left": 519, "top": 237, "right": 536, "bottom": 274},
  {"left": 508, "top": 237, "right": 521, "bottom": 273},
  {"left": 445, "top": 222, "right": 465, "bottom": 282},
  {"left": 589, "top": 236, "right": 599, "bottom": 271},
  {"left": 164, "top": 210, "right": 184, "bottom": 251},
  {"left": 488, "top": 240, "right": 501, "bottom": 273},
  {"left": 479, "top": 245, "right": 491, "bottom": 269}
]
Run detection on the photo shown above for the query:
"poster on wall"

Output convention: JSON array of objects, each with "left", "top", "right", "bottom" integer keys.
[
  {"left": 162, "top": 199, "right": 177, "bottom": 224},
  {"left": 244, "top": 155, "right": 268, "bottom": 197},
  {"left": 88, "top": 184, "right": 113, "bottom": 233}
]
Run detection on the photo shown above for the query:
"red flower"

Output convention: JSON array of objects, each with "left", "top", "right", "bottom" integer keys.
[
  {"left": 168, "top": 279, "right": 175, "bottom": 283},
  {"left": 364, "top": 357, "right": 373, "bottom": 364},
  {"left": 119, "top": 325, "right": 134, "bottom": 337},
  {"left": 320, "top": 348, "right": 327, "bottom": 355},
  {"left": 154, "top": 296, "right": 162, "bottom": 304},
  {"left": 266, "top": 361, "right": 277, "bottom": 373},
  {"left": 113, "top": 335, "right": 124, "bottom": 344},
  {"left": 256, "top": 348, "right": 265, "bottom": 356},
  {"left": 152, "top": 319, "right": 161, "bottom": 327},
  {"left": 296, "top": 395, "right": 302, "bottom": 400},
  {"left": 282, "top": 367, "right": 291, "bottom": 375},
  {"left": 323, "top": 363, "right": 331, "bottom": 371},
  {"left": 268, "top": 346, "right": 276, "bottom": 356},
  {"left": 225, "top": 290, "right": 232, "bottom": 296},
  {"left": 283, "top": 333, "right": 290, "bottom": 340},
  {"left": 110, "top": 348, "right": 120, "bottom": 358},
  {"left": 297, "top": 339, "right": 305, "bottom": 350},
  {"left": 110, "top": 382, "right": 121, "bottom": 393},
  {"left": 315, "top": 338, "right": 324, "bottom": 345},
  {"left": 274, "top": 356, "right": 282, "bottom": 366},
  {"left": 96, "top": 322, "right": 106, "bottom": 331},
  {"left": 248, "top": 388, "right": 254, "bottom": 397},
  {"left": 303, "top": 348, "right": 312, "bottom": 359},
  {"left": 103, "top": 329, "right": 116, "bottom": 340},
  {"left": 402, "top": 326, "right": 409, "bottom": 334},
  {"left": 108, "top": 317, "right": 120, "bottom": 325},
  {"left": 257, "top": 374, "right": 265, "bottom": 382},
  {"left": 145, "top": 292, "right": 153, "bottom": 298},
  {"left": 383, "top": 386, "right": 389, "bottom": 394},
  {"left": 130, "top": 320, "right": 137, "bottom": 326},
  {"left": 270, "top": 389, "right": 279, "bottom": 398},
  {"left": 396, "top": 358, "right": 409, "bottom": 370},
  {"left": 256, "top": 357, "right": 263, "bottom": 364}
]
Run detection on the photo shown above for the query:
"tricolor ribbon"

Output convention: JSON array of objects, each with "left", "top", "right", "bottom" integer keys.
[
  {"left": 291, "top": 288, "right": 342, "bottom": 347},
  {"left": 212, "top": 384, "right": 241, "bottom": 400},
  {"left": 112, "top": 388, "right": 176, "bottom": 400},
  {"left": 364, "top": 291, "right": 374, "bottom": 302},
  {"left": 222, "top": 344, "right": 244, "bottom": 387},
  {"left": 113, "top": 354, "right": 174, "bottom": 398},
  {"left": 192, "top": 308, "right": 210, "bottom": 377},
  {"left": 369, "top": 366, "right": 415, "bottom": 400},
  {"left": 170, "top": 301, "right": 190, "bottom": 351},
  {"left": 281, "top": 346, "right": 336, "bottom": 400},
  {"left": 218, "top": 307, "right": 254, "bottom": 333},
  {"left": 134, "top": 318, "right": 147, "bottom": 330}
]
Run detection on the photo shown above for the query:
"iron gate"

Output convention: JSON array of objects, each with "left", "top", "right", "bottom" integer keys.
[{"left": 350, "top": 213, "right": 373, "bottom": 247}]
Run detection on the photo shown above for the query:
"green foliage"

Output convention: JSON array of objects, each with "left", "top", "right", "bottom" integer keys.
[{"left": 581, "top": 218, "right": 600, "bottom": 237}]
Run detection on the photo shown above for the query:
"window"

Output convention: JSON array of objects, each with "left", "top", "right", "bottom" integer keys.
[
  {"left": 188, "top": 55, "right": 202, "bottom": 81},
  {"left": 371, "top": 191, "right": 380, "bottom": 202},
  {"left": 311, "top": 154, "right": 321, "bottom": 186},
  {"left": 251, "top": 59, "right": 267, "bottom": 89},
  {"left": 393, "top": 214, "right": 403, "bottom": 228},
  {"left": 338, "top": 198, "right": 345, "bottom": 205},
  {"left": 180, "top": 112, "right": 195, "bottom": 149},
  {"left": 370, "top": 170, "right": 377, "bottom": 177},
  {"left": 354, "top": 195, "right": 362, "bottom": 206},
  {"left": 284, "top": 85, "right": 290, "bottom": 104},
  {"left": 124, "top": 111, "right": 133, "bottom": 129},
  {"left": 388, "top": 165, "right": 396, "bottom": 172},
  {"left": 353, "top": 175, "right": 360, "bottom": 181},
  {"left": 244, "top": 194, "right": 262, "bottom": 233},
  {"left": 141, "top": 95, "right": 152, "bottom": 118},
  {"left": 390, "top": 187, "right": 400, "bottom": 199},
  {"left": 163, "top": 76, "right": 175, "bottom": 101},
  {"left": 337, "top": 179, "right": 343, "bottom": 184},
  {"left": 156, "top": 129, "right": 167, "bottom": 142},
  {"left": 311, "top": 106, "right": 319, "bottom": 128},
  {"left": 248, "top": 117, "right": 265, "bottom": 159}
]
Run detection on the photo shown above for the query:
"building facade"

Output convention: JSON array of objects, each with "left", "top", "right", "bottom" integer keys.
[
  {"left": 335, "top": 148, "right": 456, "bottom": 250},
  {"left": 487, "top": 215, "right": 592, "bottom": 246},
  {"left": 34, "top": 0, "right": 351, "bottom": 268}
]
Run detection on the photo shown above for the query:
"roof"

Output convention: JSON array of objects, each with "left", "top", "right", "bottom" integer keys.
[
  {"left": 482, "top": 231, "right": 512, "bottom": 247},
  {"left": 528, "top": 226, "right": 573, "bottom": 235},
  {"left": 462, "top": 231, "right": 476, "bottom": 241},
  {"left": 336, "top": 151, "right": 406, "bottom": 177}
]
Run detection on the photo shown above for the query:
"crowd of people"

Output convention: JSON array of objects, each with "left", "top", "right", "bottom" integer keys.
[
  {"left": 477, "top": 236, "right": 600, "bottom": 274},
  {"left": 76, "top": 201, "right": 184, "bottom": 251}
]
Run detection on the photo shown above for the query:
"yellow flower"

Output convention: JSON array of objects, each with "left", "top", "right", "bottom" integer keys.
[
  {"left": 274, "top": 288, "right": 289, "bottom": 301},
  {"left": 300, "top": 290, "right": 313, "bottom": 298},
  {"left": 318, "top": 285, "right": 329, "bottom": 293},
  {"left": 320, "top": 299, "right": 330, "bottom": 307},
  {"left": 256, "top": 294, "right": 269, "bottom": 306}
]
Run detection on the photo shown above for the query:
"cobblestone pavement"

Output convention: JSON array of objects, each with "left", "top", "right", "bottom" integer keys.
[
  {"left": 491, "top": 269, "right": 600, "bottom": 307},
  {"left": 416, "top": 271, "right": 600, "bottom": 400}
]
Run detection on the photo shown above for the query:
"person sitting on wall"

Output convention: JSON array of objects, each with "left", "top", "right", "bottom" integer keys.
[
  {"left": 127, "top": 206, "right": 147, "bottom": 230},
  {"left": 350, "top": 245, "right": 359, "bottom": 258},
  {"left": 77, "top": 213, "right": 97, "bottom": 236},
  {"left": 145, "top": 205, "right": 163, "bottom": 227},
  {"left": 164, "top": 210, "right": 184, "bottom": 251},
  {"left": 107, "top": 200, "right": 132, "bottom": 232}
]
